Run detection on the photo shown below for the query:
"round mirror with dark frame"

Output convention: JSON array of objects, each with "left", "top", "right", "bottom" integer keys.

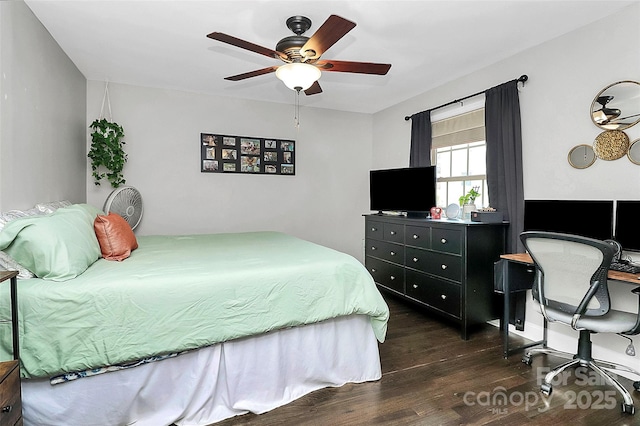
[
  {"left": 568, "top": 144, "right": 596, "bottom": 169},
  {"left": 590, "top": 80, "right": 640, "bottom": 130}
]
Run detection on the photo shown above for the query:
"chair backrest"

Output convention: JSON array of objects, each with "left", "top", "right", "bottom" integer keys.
[{"left": 520, "top": 231, "right": 615, "bottom": 317}]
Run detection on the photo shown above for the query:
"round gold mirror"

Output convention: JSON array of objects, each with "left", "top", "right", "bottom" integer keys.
[
  {"left": 593, "top": 130, "right": 629, "bottom": 160},
  {"left": 590, "top": 80, "right": 640, "bottom": 130},
  {"left": 628, "top": 139, "right": 640, "bottom": 165},
  {"left": 568, "top": 144, "right": 596, "bottom": 169}
]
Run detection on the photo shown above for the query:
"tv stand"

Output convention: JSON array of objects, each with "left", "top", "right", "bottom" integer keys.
[{"left": 364, "top": 214, "right": 506, "bottom": 339}]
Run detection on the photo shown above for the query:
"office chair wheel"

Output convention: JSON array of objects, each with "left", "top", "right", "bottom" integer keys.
[
  {"left": 522, "top": 354, "right": 532, "bottom": 365},
  {"left": 634, "top": 381, "right": 640, "bottom": 392},
  {"left": 540, "top": 383, "right": 552, "bottom": 396},
  {"left": 621, "top": 403, "right": 635, "bottom": 415}
]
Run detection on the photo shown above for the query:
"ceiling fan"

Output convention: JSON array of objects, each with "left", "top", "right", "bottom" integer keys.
[{"left": 206, "top": 15, "right": 391, "bottom": 95}]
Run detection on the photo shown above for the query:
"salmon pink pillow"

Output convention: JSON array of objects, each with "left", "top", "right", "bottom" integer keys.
[{"left": 94, "top": 213, "right": 138, "bottom": 261}]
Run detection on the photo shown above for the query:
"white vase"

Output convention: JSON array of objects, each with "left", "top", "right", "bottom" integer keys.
[{"left": 462, "top": 203, "right": 476, "bottom": 220}]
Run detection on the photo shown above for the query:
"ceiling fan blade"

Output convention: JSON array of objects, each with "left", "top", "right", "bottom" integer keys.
[
  {"left": 316, "top": 60, "right": 391, "bottom": 75},
  {"left": 207, "top": 32, "right": 286, "bottom": 60},
  {"left": 300, "top": 15, "right": 356, "bottom": 61},
  {"left": 304, "top": 81, "right": 323, "bottom": 96},
  {"left": 224, "top": 66, "right": 279, "bottom": 81}
]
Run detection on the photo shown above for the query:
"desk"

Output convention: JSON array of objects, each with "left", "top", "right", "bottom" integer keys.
[{"left": 495, "top": 253, "right": 640, "bottom": 358}]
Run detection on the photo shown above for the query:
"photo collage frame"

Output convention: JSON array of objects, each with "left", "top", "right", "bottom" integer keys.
[{"left": 200, "top": 133, "right": 295, "bottom": 175}]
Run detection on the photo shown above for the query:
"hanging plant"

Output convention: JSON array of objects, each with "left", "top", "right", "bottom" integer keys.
[{"left": 88, "top": 118, "right": 127, "bottom": 188}]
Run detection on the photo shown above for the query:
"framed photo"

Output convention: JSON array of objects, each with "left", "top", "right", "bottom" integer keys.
[{"left": 201, "top": 133, "right": 295, "bottom": 175}]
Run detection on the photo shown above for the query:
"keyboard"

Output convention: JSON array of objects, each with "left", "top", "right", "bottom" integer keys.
[{"left": 609, "top": 262, "right": 640, "bottom": 274}]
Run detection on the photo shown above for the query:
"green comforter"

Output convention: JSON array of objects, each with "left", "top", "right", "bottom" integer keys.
[{"left": 0, "top": 231, "right": 389, "bottom": 379}]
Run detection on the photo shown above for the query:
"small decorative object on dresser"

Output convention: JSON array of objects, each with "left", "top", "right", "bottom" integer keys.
[
  {"left": 429, "top": 207, "right": 442, "bottom": 219},
  {"left": 364, "top": 214, "right": 507, "bottom": 339},
  {"left": 0, "top": 361, "right": 22, "bottom": 426},
  {"left": 459, "top": 186, "right": 480, "bottom": 220},
  {"left": 470, "top": 207, "right": 504, "bottom": 223}
]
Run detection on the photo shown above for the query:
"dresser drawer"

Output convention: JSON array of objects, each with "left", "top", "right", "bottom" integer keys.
[
  {"left": 406, "top": 270, "right": 461, "bottom": 318},
  {"left": 405, "top": 246, "right": 430, "bottom": 272},
  {"left": 366, "top": 256, "right": 405, "bottom": 293},
  {"left": 405, "top": 225, "right": 430, "bottom": 249},
  {"left": 432, "top": 228, "right": 462, "bottom": 255},
  {"left": 365, "top": 220, "right": 384, "bottom": 240},
  {"left": 0, "top": 361, "right": 21, "bottom": 426},
  {"left": 365, "top": 239, "right": 404, "bottom": 264},
  {"left": 383, "top": 222, "right": 404, "bottom": 243},
  {"left": 424, "top": 251, "right": 462, "bottom": 282}
]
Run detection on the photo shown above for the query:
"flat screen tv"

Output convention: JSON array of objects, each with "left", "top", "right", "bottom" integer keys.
[
  {"left": 523, "top": 200, "right": 614, "bottom": 241},
  {"left": 614, "top": 201, "right": 640, "bottom": 252},
  {"left": 369, "top": 166, "right": 436, "bottom": 217}
]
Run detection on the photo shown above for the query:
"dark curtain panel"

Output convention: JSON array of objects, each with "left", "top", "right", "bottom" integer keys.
[
  {"left": 485, "top": 80, "right": 525, "bottom": 253},
  {"left": 409, "top": 110, "right": 432, "bottom": 167}
]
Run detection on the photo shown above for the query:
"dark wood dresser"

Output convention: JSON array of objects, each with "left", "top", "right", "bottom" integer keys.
[
  {"left": 0, "top": 361, "right": 21, "bottom": 426},
  {"left": 364, "top": 214, "right": 506, "bottom": 339}
]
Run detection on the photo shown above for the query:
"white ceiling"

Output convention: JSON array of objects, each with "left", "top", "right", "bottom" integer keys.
[{"left": 25, "top": 0, "right": 637, "bottom": 114}]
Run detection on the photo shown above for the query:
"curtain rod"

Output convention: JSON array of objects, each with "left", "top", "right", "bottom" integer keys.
[{"left": 404, "top": 74, "right": 528, "bottom": 121}]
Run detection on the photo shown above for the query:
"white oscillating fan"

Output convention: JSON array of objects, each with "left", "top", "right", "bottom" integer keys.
[{"left": 103, "top": 186, "right": 144, "bottom": 230}]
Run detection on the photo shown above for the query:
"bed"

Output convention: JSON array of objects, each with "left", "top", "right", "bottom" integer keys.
[{"left": 0, "top": 204, "right": 389, "bottom": 425}]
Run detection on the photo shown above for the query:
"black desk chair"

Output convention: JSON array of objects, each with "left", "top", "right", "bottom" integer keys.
[{"left": 520, "top": 231, "right": 640, "bottom": 415}]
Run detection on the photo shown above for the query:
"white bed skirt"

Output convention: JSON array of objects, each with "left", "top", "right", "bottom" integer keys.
[{"left": 22, "top": 315, "right": 382, "bottom": 426}]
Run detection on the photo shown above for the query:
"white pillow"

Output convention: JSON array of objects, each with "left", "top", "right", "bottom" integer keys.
[
  {"left": 0, "top": 208, "right": 42, "bottom": 232},
  {"left": 0, "top": 206, "right": 47, "bottom": 279},
  {"left": 0, "top": 251, "right": 35, "bottom": 279},
  {"left": 34, "top": 200, "right": 72, "bottom": 214}
]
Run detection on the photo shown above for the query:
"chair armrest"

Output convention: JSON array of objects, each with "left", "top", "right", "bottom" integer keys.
[
  {"left": 570, "top": 280, "right": 603, "bottom": 326},
  {"left": 624, "top": 286, "right": 640, "bottom": 335}
]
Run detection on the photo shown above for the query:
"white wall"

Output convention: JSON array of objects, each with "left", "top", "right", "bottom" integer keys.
[
  {"left": 85, "top": 81, "right": 373, "bottom": 260},
  {"left": 372, "top": 4, "right": 640, "bottom": 374},
  {"left": 0, "top": 1, "right": 86, "bottom": 211}
]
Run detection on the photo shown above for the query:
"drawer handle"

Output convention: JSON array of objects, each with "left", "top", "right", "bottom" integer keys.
[
  {"left": 390, "top": 275, "right": 396, "bottom": 280},
  {"left": 371, "top": 246, "right": 377, "bottom": 251},
  {"left": 441, "top": 294, "right": 447, "bottom": 300},
  {"left": 441, "top": 264, "right": 448, "bottom": 270},
  {"left": 390, "top": 251, "right": 396, "bottom": 256},
  {"left": 526, "top": 268, "right": 534, "bottom": 273},
  {"left": 441, "top": 238, "right": 447, "bottom": 244},
  {"left": 371, "top": 227, "right": 377, "bottom": 231},
  {"left": 413, "top": 284, "right": 418, "bottom": 289},
  {"left": 390, "top": 231, "right": 396, "bottom": 235},
  {"left": 371, "top": 268, "right": 376, "bottom": 273},
  {"left": 412, "top": 257, "right": 418, "bottom": 262},
  {"left": 1, "top": 405, "right": 11, "bottom": 413},
  {"left": 413, "top": 234, "right": 419, "bottom": 239}
]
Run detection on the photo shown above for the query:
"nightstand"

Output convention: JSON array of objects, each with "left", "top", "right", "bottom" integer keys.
[
  {"left": 0, "top": 271, "right": 19, "bottom": 360},
  {"left": 0, "top": 361, "right": 21, "bottom": 425},
  {"left": 0, "top": 271, "right": 21, "bottom": 426}
]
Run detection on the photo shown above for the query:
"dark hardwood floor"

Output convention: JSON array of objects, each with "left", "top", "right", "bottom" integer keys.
[{"left": 214, "top": 294, "right": 640, "bottom": 426}]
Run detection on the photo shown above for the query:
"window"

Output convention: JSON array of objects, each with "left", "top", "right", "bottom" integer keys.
[{"left": 431, "top": 108, "right": 487, "bottom": 208}]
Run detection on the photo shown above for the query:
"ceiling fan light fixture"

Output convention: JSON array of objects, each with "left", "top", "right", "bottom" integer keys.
[{"left": 275, "top": 63, "right": 321, "bottom": 91}]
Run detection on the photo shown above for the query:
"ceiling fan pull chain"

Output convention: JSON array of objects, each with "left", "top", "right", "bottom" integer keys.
[{"left": 294, "top": 89, "right": 301, "bottom": 128}]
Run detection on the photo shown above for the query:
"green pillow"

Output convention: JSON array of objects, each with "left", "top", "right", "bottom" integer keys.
[{"left": 0, "top": 204, "right": 102, "bottom": 281}]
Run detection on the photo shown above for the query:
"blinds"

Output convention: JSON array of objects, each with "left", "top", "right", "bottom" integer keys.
[{"left": 431, "top": 108, "right": 485, "bottom": 149}]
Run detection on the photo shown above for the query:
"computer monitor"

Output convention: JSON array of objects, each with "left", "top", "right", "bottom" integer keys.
[
  {"left": 523, "top": 200, "right": 614, "bottom": 241},
  {"left": 614, "top": 201, "right": 640, "bottom": 252}
]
